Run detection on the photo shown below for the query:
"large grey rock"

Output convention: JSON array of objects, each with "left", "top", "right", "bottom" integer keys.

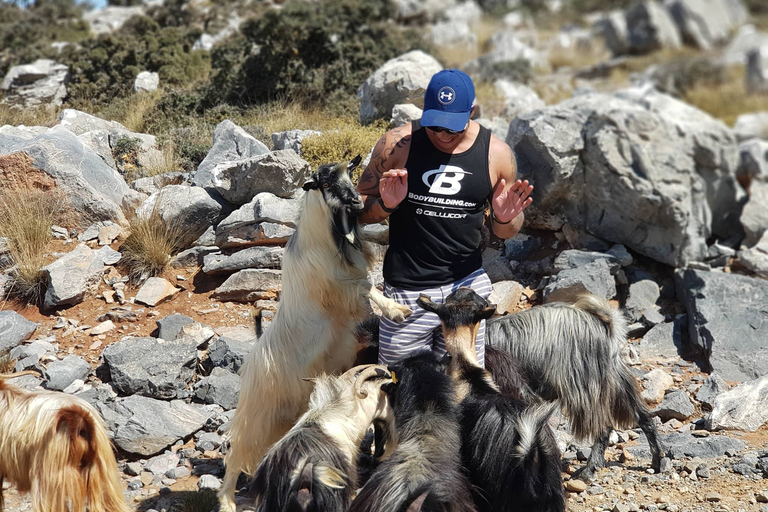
[
  {"left": 706, "top": 374, "right": 768, "bottom": 431},
  {"left": 638, "top": 318, "right": 685, "bottom": 359},
  {"left": 215, "top": 222, "right": 295, "bottom": 249},
  {"left": 495, "top": 79, "right": 545, "bottom": 120},
  {"left": 675, "top": 268, "right": 768, "bottom": 382},
  {"left": 593, "top": 10, "right": 630, "bottom": 56},
  {"left": 271, "top": 129, "right": 322, "bottom": 155},
  {"left": 468, "top": 30, "right": 545, "bottom": 76},
  {"left": 430, "top": 20, "right": 477, "bottom": 47},
  {"left": 667, "top": 0, "right": 736, "bottom": 50},
  {"left": 136, "top": 185, "right": 223, "bottom": 241},
  {"left": 741, "top": 179, "right": 768, "bottom": 247},
  {"left": 102, "top": 337, "right": 198, "bottom": 399},
  {"left": 627, "top": 431, "right": 744, "bottom": 459},
  {"left": 169, "top": 245, "right": 219, "bottom": 269},
  {"left": 41, "top": 244, "right": 107, "bottom": 309},
  {"left": 391, "top": 104, "right": 423, "bottom": 128},
  {"left": 737, "top": 139, "right": 768, "bottom": 188},
  {"left": 45, "top": 355, "right": 90, "bottom": 391},
  {"left": 652, "top": 390, "right": 695, "bottom": 421},
  {"left": 204, "top": 150, "right": 312, "bottom": 205},
  {"left": 737, "top": 231, "right": 768, "bottom": 278},
  {"left": 156, "top": 314, "right": 195, "bottom": 341},
  {"left": 112, "top": 395, "right": 208, "bottom": 456},
  {"left": 195, "top": 367, "right": 240, "bottom": 410},
  {"left": 625, "top": 277, "right": 661, "bottom": 322},
  {"left": 193, "top": 120, "right": 269, "bottom": 190},
  {"left": 733, "top": 112, "right": 768, "bottom": 142},
  {"left": 747, "top": 44, "right": 768, "bottom": 95},
  {"left": 203, "top": 246, "right": 284, "bottom": 274},
  {"left": 192, "top": 15, "right": 242, "bottom": 51},
  {"left": 508, "top": 89, "right": 742, "bottom": 267},
  {"left": 1, "top": 59, "right": 69, "bottom": 108},
  {"left": 0, "top": 126, "right": 129, "bottom": 224},
  {"left": 391, "top": 0, "right": 458, "bottom": 22},
  {"left": 206, "top": 337, "right": 254, "bottom": 373},
  {"left": 552, "top": 249, "right": 621, "bottom": 274},
  {"left": 0, "top": 311, "right": 38, "bottom": 354},
  {"left": 357, "top": 50, "right": 442, "bottom": 125},
  {"left": 696, "top": 373, "right": 730, "bottom": 409},
  {"left": 641, "top": 368, "right": 674, "bottom": 404},
  {"left": 212, "top": 269, "right": 282, "bottom": 302},
  {"left": 625, "top": 1, "right": 682, "bottom": 54},
  {"left": 542, "top": 259, "right": 616, "bottom": 303},
  {"left": 721, "top": 24, "right": 768, "bottom": 66},
  {"left": 134, "top": 71, "right": 159, "bottom": 93},
  {"left": 84, "top": 5, "right": 145, "bottom": 34},
  {"left": 217, "top": 192, "right": 302, "bottom": 233}
]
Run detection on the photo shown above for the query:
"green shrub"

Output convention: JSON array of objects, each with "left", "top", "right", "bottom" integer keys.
[{"left": 208, "top": 0, "right": 432, "bottom": 110}]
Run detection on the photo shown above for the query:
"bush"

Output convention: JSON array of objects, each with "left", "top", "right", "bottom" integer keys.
[
  {"left": 120, "top": 205, "right": 189, "bottom": 283},
  {"left": 208, "top": 0, "right": 432, "bottom": 108},
  {"left": 301, "top": 120, "right": 387, "bottom": 181},
  {"left": 0, "top": 354, "right": 15, "bottom": 374}
]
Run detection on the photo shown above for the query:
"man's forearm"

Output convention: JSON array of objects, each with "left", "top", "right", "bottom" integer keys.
[
  {"left": 492, "top": 211, "right": 524, "bottom": 239},
  {"left": 358, "top": 195, "right": 393, "bottom": 224}
]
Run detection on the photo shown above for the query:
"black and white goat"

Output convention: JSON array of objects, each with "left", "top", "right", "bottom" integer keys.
[
  {"left": 480, "top": 291, "right": 666, "bottom": 480},
  {"left": 249, "top": 364, "right": 395, "bottom": 512},
  {"left": 349, "top": 350, "right": 477, "bottom": 512},
  {"left": 418, "top": 289, "right": 565, "bottom": 512},
  {"left": 220, "top": 157, "right": 412, "bottom": 512}
]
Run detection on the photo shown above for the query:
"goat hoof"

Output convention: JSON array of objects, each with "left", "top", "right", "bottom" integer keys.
[{"left": 387, "top": 305, "right": 413, "bottom": 322}]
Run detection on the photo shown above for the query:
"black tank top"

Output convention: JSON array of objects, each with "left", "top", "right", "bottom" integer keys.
[{"left": 383, "top": 121, "right": 493, "bottom": 289}]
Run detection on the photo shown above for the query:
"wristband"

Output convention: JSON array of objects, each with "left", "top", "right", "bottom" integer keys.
[
  {"left": 378, "top": 197, "right": 398, "bottom": 214},
  {"left": 492, "top": 210, "right": 512, "bottom": 225}
]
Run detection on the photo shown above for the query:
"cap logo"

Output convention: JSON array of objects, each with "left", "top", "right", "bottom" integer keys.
[{"left": 437, "top": 86, "right": 456, "bottom": 106}]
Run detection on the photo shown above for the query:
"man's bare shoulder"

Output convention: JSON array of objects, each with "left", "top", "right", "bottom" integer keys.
[{"left": 488, "top": 133, "right": 517, "bottom": 185}]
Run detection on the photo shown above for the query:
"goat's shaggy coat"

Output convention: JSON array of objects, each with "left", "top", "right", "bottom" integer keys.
[
  {"left": 418, "top": 290, "right": 565, "bottom": 512},
  {"left": 0, "top": 372, "right": 128, "bottom": 512},
  {"left": 220, "top": 158, "right": 411, "bottom": 512},
  {"left": 485, "top": 294, "right": 666, "bottom": 479},
  {"left": 250, "top": 365, "right": 395, "bottom": 512},
  {"left": 349, "top": 351, "right": 477, "bottom": 512}
]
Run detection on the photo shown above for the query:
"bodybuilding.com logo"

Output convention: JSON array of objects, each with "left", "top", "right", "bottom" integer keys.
[{"left": 422, "top": 165, "right": 471, "bottom": 195}]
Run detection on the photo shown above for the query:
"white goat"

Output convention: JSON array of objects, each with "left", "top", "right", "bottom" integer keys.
[{"left": 219, "top": 156, "right": 411, "bottom": 512}]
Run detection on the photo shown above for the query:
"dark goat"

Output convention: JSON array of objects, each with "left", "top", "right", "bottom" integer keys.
[
  {"left": 478, "top": 290, "right": 665, "bottom": 480},
  {"left": 349, "top": 350, "right": 477, "bottom": 512},
  {"left": 250, "top": 365, "right": 395, "bottom": 512},
  {"left": 418, "top": 289, "right": 565, "bottom": 512}
]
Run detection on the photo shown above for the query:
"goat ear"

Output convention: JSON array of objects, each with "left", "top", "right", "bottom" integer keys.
[
  {"left": 438, "top": 352, "right": 452, "bottom": 368},
  {"left": 416, "top": 294, "right": 441, "bottom": 314},
  {"left": 302, "top": 180, "right": 318, "bottom": 191},
  {"left": 478, "top": 304, "right": 497, "bottom": 320},
  {"left": 348, "top": 154, "right": 363, "bottom": 172}
]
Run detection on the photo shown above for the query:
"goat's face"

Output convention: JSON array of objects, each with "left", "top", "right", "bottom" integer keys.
[
  {"left": 417, "top": 287, "right": 496, "bottom": 330},
  {"left": 344, "top": 364, "right": 395, "bottom": 424},
  {"left": 303, "top": 156, "right": 364, "bottom": 245}
]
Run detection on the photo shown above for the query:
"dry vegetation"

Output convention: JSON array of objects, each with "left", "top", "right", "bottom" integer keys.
[
  {"left": 685, "top": 65, "right": 768, "bottom": 127},
  {"left": 0, "top": 104, "right": 60, "bottom": 128},
  {"left": 0, "top": 354, "right": 16, "bottom": 374}
]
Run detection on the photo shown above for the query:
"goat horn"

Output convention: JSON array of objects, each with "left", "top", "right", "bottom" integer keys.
[{"left": 353, "top": 364, "right": 392, "bottom": 398}]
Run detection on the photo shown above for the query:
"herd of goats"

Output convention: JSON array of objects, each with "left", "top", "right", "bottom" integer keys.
[{"left": 0, "top": 157, "right": 669, "bottom": 512}]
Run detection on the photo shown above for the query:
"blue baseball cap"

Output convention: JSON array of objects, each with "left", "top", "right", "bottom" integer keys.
[{"left": 421, "top": 69, "right": 475, "bottom": 132}]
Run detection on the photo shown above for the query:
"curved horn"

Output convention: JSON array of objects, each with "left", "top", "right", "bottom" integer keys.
[{"left": 354, "top": 364, "right": 392, "bottom": 398}]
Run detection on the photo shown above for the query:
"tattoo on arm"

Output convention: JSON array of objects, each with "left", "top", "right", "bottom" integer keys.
[{"left": 356, "top": 132, "right": 411, "bottom": 195}]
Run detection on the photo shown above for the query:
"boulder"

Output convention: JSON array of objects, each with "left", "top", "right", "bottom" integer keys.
[
  {"left": 156, "top": 314, "right": 195, "bottom": 342},
  {"left": 1, "top": 59, "right": 69, "bottom": 108},
  {"left": 0, "top": 127, "right": 129, "bottom": 224},
  {"left": 747, "top": 44, "right": 768, "bottom": 95},
  {"left": 740, "top": 179, "right": 768, "bottom": 247},
  {"left": 41, "top": 244, "right": 108, "bottom": 309},
  {"left": 215, "top": 222, "right": 295, "bottom": 249},
  {"left": 444, "top": 0, "right": 483, "bottom": 25},
  {"left": 136, "top": 184, "right": 223, "bottom": 241},
  {"left": 652, "top": 389, "right": 695, "bottom": 421},
  {"left": 638, "top": 318, "right": 685, "bottom": 360},
  {"left": 737, "top": 139, "right": 768, "bottom": 187},
  {"left": 625, "top": 277, "right": 661, "bottom": 322},
  {"left": 667, "top": 0, "right": 736, "bottom": 50},
  {"left": 721, "top": 24, "right": 768, "bottom": 66},
  {"left": 543, "top": 259, "right": 617, "bottom": 303},
  {"left": 112, "top": 395, "right": 208, "bottom": 456},
  {"left": 202, "top": 246, "right": 284, "bottom": 274},
  {"left": 696, "top": 373, "right": 730, "bottom": 409},
  {"left": 625, "top": 1, "right": 682, "bottom": 54},
  {"left": 202, "top": 150, "right": 312, "bottom": 205},
  {"left": 507, "top": 89, "right": 742, "bottom": 267},
  {"left": 83, "top": 5, "right": 145, "bottom": 34},
  {"left": 44, "top": 355, "right": 90, "bottom": 391},
  {"left": 391, "top": 104, "right": 423, "bottom": 128},
  {"left": 627, "top": 431, "right": 744, "bottom": 460},
  {"left": 468, "top": 30, "right": 545, "bottom": 76},
  {"left": 134, "top": 71, "right": 159, "bottom": 93},
  {"left": 194, "top": 367, "right": 240, "bottom": 410},
  {"left": 737, "top": 231, "right": 768, "bottom": 278},
  {"left": 205, "top": 337, "right": 254, "bottom": 373},
  {"left": 487, "top": 280, "right": 524, "bottom": 315},
  {"left": 390, "top": 0, "right": 458, "bottom": 23},
  {"left": 0, "top": 311, "right": 38, "bottom": 354},
  {"left": 193, "top": 120, "right": 270, "bottom": 190},
  {"left": 430, "top": 20, "right": 478, "bottom": 48},
  {"left": 495, "top": 79, "right": 545, "bottom": 120},
  {"left": 357, "top": 50, "right": 442, "bottom": 125},
  {"left": 706, "top": 374, "right": 768, "bottom": 431},
  {"left": 675, "top": 268, "right": 768, "bottom": 382},
  {"left": 212, "top": 269, "right": 282, "bottom": 302},
  {"left": 214, "top": 192, "right": 301, "bottom": 248},
  {"left": 641, "top": 368, "right": 674, "bottom": 404},
  {"left": 102, "top": 337, "right": 197, "bottom": 399},
  {"left": 593, "top": 10, "right": 630, "bottom": 56},
  {"left": 733, "top": 112, "right": 768, "bottom": 142},
  {"left": 271, "top": 129, "right": 322, "bottom": 155}
]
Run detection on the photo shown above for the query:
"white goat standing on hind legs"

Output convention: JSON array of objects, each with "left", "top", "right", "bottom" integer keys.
[{"left": 219, "top": 155, "right": 412, "bottom": 512}]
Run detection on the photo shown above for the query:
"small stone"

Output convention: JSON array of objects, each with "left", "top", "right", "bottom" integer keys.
[
  {"left": 165, "top": 466, "right": 191, "bottom": 479},
  {"left": 756, "top": 491, "right": 768, "bottom": 503},
  {"left": 125, "top": 462, "right": 143, "bottom": 476},
  {"left": 696, "top": 465, "right": 710, "bottom": 479},
  {"left": 588, "top": 484, "right": 605, "bottom": 495},
  {"left": 89, "top": 339, "right": 102, "bottom": 350},
  {"left": 614, "top": 503, "right": 631, "bottom": 512},
  {"left": 126, "top": 477, "right": 142, "bottom": 490},
  {"left": 565, "top": 479, "right": 588, "bottom": 493},
  {"left": 90, "top": 320, "right": 115, "bottom": 335},
  {"left": 197, "top": 474, "right": 221, "bottom": 491},
  {"left": 656, "top": 495, "right": 670, "bottom": 504},
  {"left": 621, "top": 448, "right": 635, "bottom": 462},
  {"left": 706, "top": 493, "right": 722, "bottom": 502},
  {"left": 140, "top": 472, "right": 153, "bottom": 486},
  {"left": 103, "top": 290, "right": 115, "bottom": 304}
]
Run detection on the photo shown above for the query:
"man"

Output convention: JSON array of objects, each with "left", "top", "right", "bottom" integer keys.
[{"left": 357, "top": 69, "right": 533, "bottom": 367}]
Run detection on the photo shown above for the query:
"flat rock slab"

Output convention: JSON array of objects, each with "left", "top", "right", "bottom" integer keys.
[
  {"left": 194, "top": 367, "right": 240, "bottom": 410},
  {"left": 212, "top": 269, "right": 282, "bottom": 302},
  {"left": 638, "top": 318, "right": 685, "bottom": 360},
  {"left": 135, "top": 277, "right": 180, "bottom": 307},
  {"left": 627, "top": 431, "right": 745, "bottom": 460},
  {"left": 202, "top": 246, "right": 284, "bottom": 275},
  {"left": 42, "top": 244, "right": 107, "bottom": 309},
  {"left": 0, "top": 311, "right": 39, "bottom": 353},
  {"left": 112, "top": 395, "right": 208, "bottom": 456},
  {"left": 675, "top": 268, "right": 768, "bottom": 382},
  {"left": 44, "top": 354, "right": 90, "bottom": 391}
]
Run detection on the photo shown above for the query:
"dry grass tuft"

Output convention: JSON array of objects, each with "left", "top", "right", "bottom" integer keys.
[
  {"left": 119, "top": 205, "right": 189, "bottom": 284},
  {"left": 684, "top": 65, "right": 768, "bottom": 127},
  {"left": 474, "top": 81, "right": 509, "bottom": 119},
  {"left": 301, "top": 121, "right": 389, "bottom": 181},
  {"left": 140, "top": 141, "right": 181, "bottom": 179},
  {"left": 0, "top": 354, "right": 16, "bottom": 374},
  {"left": 0, "top": 154, "right": 68, "bottom": 304},
  {"left": 0, "top": 104, "right": 60, "bottom": 128}
]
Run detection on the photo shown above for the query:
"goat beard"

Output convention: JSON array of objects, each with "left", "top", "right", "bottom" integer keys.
[{"left": 333, "top": 208, "right": 361, "bottom": 248}]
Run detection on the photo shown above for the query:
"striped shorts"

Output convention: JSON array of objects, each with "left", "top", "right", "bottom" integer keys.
[{"left": 378, "top": 269, "right": 493, "bottom": 367}]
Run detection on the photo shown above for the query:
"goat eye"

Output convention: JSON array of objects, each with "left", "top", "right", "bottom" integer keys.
[{"left": 323, "top": 183, "right": 329, "bottom": 188}]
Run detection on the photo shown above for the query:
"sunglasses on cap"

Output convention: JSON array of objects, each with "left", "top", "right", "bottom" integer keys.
[{"left": 426, "top": 125, "right": 466, "bottom": 135}]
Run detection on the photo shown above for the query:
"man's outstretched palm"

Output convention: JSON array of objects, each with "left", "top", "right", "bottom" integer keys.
[{"left": 492, "top": 179, "right": 533, "bottom": 223}]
